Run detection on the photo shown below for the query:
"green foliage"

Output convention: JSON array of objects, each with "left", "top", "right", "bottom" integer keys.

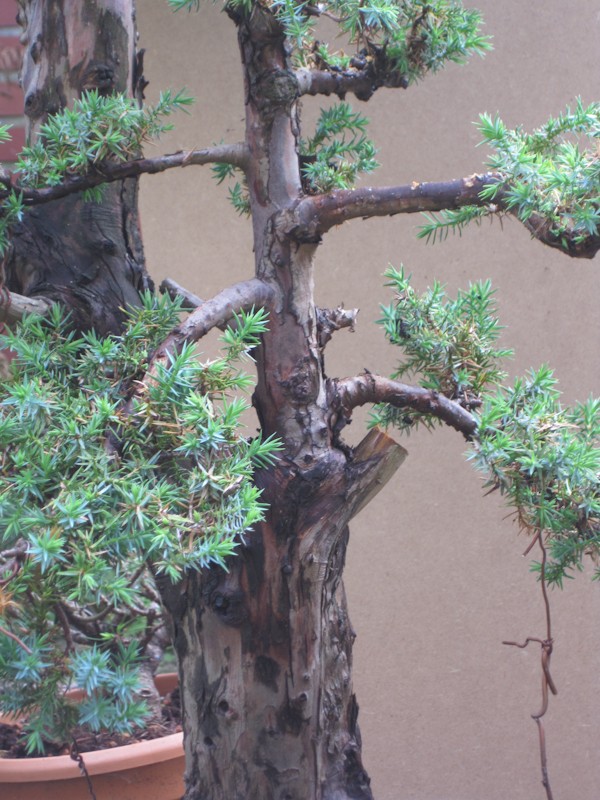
[
  {"left": 300, "top": 103, "right": 379, "bottom": 192},
  {"left": 0, "top": 90, "right": 192, "bottom": 257},
  {"left": 418, "top": 204, "right": 491, "bottom": 244},
  {"left": 16, "top": 89, "right": 193, "bottom": 188},
  {"left": 167, "top": 0, "right": 489, "bottom": 77},
  {"left": 0, "top": 295, "right": 280, "bottom": 751},
  {"left": 168, "top": 0, "right": 201, "bottom": 9},
  {"left": 371, "top": 267, "right": 511, "bottom": 431},
  {"left": 470, "top": 367, "right": 600, "bottom": 586},
  {"left": 480, "top": 99, "right": 600, "bottom": 246},
  {"left": 228, "top": 181, "right": 252, "bottom": 215},
  {"left": 213, "top": 101, "right": 378, "bottom": 207},
  {"left": 420, "top": 99, "right": 600, "bottom": 248},
  {"left": 0, "top": 190, "right": 25, "bottom": 255},
  {"left": 374, "top": 270, "right": 600, "bottom": 590},
  {"left": 211, "top": 160, "right": 251, "bottom": 216},
  {"left": 273, "top": 0, "right": 491, "bottom": 74}
]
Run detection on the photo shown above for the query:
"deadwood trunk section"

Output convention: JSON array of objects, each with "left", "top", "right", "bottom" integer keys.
[{"left": 5, "top": 0, "right": 150, "bottom": 335}]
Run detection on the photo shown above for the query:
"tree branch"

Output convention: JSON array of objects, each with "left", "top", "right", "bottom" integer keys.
[
  {"left": 160, "top": 277, "right": 205, "bottom": 311},
  {"left": 150, "top": 278, "right": 274, "bottom": 364},
  {"left": 290, "top": 173, "right": 600, "bottom": 258},
  {"left": 6, "top": 143, "right": 248, "bottom": 207},
  {"left": 295, "top": 65, "right": 408, "bottom": 102},
  {"left": 520, "top": 211, "right": 600, "bottom": 259},
  {"left": 0, "top": 623, "right": 32, "bottom": 655},
  {"left": 291, "top": 173, "right": 500, "bottom": 238},
  {"left": 335, "top": 373, "right": 478, "bottom": 438},
  {"left": 345, "top": 427, "right": 408, "bottom": 519},
  {"left": 0, "top": 290, "right": 52, "bottom": 324}
]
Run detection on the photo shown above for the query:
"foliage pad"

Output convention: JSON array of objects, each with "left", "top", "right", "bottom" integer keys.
[{"left": 0, "top": 296, "right": 279, "bottom": 751}]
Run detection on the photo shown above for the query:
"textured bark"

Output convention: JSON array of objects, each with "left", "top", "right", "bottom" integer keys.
[
  {"left": 5, "top": 0, "right": 150, "bottom": 335},
  {"left": 160, "top": 431, "right": 405, "bottom": 800},
  {"left": 154, "top": 9, "right": 407, "bottom": 799},
  {"left": 9, "top": 4, "right": 410, "bottom": 797}
]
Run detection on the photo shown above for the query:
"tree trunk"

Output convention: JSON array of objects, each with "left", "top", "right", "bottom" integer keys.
[
  {"left": 6, "top": 0, "right": 150, "bottom": 335},
  {"left": 9, "top": 4, "right": 410, "bottom": 797},
  {"left": 159, "top": 431, "right": 406, "bottom": 800},
  {"left": 155, "top": 13, "right": 408, "bottom": 797}
]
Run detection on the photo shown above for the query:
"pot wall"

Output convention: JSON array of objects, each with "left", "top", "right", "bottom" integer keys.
[{"left": 0, "top": 674, "right": 184, "bottom": 800}]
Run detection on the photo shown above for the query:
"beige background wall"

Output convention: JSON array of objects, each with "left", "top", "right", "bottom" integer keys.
[{"left": 137, "top": 2, "right": 600, "bottom": 798}]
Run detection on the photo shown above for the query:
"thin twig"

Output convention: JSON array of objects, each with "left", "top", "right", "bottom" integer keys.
[
  {"left": 70, "top": 738, "right": 97, "bottom": 800},
  {"left": 503, "top": 531, "right": 556, "bottom": 800},
  {"left": 0, "top": 623, "right": 32, "bottom": 654}
]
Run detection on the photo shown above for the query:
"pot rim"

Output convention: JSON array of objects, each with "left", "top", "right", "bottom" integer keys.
[{"left": 0, "top": 673, "right": 184, "bottom": 783}]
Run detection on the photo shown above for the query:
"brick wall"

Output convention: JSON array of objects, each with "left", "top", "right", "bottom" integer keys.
[{"left": 0, "top": 0, "right": 24, "bottom": 163}]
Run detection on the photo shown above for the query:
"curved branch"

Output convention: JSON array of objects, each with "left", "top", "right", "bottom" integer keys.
[
  {"left": 151, "top": 278, "right": 274, "bottom": 363},
  {"left": 6, "top": 143, "right": 248, "bottom": 207},
  {"left": 521, "top": 212, "right": 600, "bottom": 259},
  {"left": 291, "top": 173, "right": 501, "bottom": 238},
  {"left": 336, "top": 373, "right": 477, "bottom": 438},
  {"left": 0, "top": 624, "right": 32, "bottom": 654},
  {"left": 123, "top": 278, "right": 274, "bottom": 422},
  {"left": 291, "top": 173, "right": 600, "bottom": 258}
]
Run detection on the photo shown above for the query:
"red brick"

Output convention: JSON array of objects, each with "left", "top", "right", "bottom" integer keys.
[
  {"left": 0, "top": 35, "right": 22, "bottom": 72},
  {"left": 0, "top": 81, "right": 22, "bottom": 114},
  {"left": 0, "top": 123, "right": 24, "bottom": 161},
  {"left": 0, "top": 2, "right": 18, "bottom": 28}
]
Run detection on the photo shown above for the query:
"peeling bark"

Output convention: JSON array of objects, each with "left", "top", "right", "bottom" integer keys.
[{"left": 160, "top": 438, "right": 404, "bottom": 800}]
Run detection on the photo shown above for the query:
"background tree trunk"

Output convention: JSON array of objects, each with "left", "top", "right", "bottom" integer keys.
[{"left": 6, "top": 0, "right": 150, "bottom": 335}]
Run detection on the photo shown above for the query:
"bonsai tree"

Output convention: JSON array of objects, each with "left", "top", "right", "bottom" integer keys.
[{"left": 0, "top": 1, "right": 598, "bottom": 798}]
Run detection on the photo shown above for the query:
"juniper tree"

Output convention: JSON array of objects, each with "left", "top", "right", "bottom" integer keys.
[{"left": 0, "top": 1, "right": 598, "bottom": 799}]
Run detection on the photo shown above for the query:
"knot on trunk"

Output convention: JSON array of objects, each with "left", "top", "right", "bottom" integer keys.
[{"left": 255, "top": 68, "right": 298, "bottom": 116}]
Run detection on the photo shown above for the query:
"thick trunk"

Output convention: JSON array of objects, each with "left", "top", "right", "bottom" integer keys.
[
  {"left": 155, "top": 11, "right": 409, "bottom": 798},
  {"left": 8, "top": 4, "right": 409, "bottom": 797},
  {"left": 5, "top": 0, "right": 150, "bottom": 335},
  {"left": 160, "top": 431, "right": 405, "bottom": 800}
]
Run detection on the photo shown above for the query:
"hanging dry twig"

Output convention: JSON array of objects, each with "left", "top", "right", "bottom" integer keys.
[
  {"left": 70, "top": 737, "right": 97, "bottom": 800},
  {"left": 503, "top": 531, "right": 557, "bottom": 800}
]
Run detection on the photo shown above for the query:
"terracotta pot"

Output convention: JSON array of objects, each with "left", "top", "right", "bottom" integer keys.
[{"left": 0, "top": 673, "right": 184, "bottom": 800}]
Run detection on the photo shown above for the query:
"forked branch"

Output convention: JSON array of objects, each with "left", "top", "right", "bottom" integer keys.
[{"left": 335, "top": 373, "right": 478, "bottom": 438}]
